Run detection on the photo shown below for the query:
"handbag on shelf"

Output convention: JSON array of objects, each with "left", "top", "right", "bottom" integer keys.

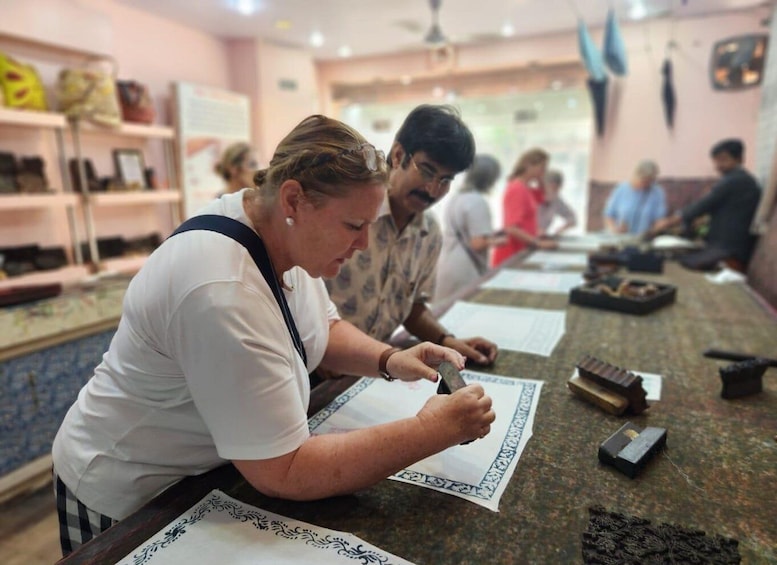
[
  {"left": 16, "top": 157, "right": 49, "bottom": 193},
  {"left": 34, "top": 247, "right": 68, "bottom": 271},
  {"left": 0, "top": 244, "right": 39, "bottom": 277},
  {"left": 68, "top": 158, "right": 102, "bottom": 193},
  {"left": 0, "top": 151, "right": 18, "bottom": 193},
  {"left": 79, "top": 236, "right": 126, "bottom": 263},
  {"left": 116, "top": 80, "right": 155, "bottom": 124},
  {"left": 0, "top": 51, "right": 48, "bottom": 111},
  {"left": 55, "top": 57, "right": 121, "bottom": 127}
]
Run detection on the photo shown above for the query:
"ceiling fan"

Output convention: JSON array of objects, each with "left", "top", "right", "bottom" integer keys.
[{"left": 424, "top": 0, "right": 448, "bottom": 46}]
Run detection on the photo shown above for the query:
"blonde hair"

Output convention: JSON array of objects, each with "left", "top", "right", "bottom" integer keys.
[
  {"left": 215, "top": 142, "right": 252, "bottom": 182},
  {"left": 509, "top": 148, "right": 549, "bottom": 179},
  {"left": 253, "top": 115, "right": 389, "bottom": 208}
]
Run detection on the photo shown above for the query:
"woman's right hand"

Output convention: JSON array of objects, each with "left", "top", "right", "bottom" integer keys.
[{"left": 416, "top": 384, "right": 495, "bottom": 445}]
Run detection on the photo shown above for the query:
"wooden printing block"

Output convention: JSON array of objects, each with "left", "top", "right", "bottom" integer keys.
[
  {"left": 568, "top": 374, "right": 629, "bottom": 415},
  {"left": 719, "top": 359, "right": 769, "bottom": 399},
  {"left": 575, "top": 355, "right": 649, "bottom": 414},
  {"left": 598, "top": 422, "right": 667, "bottom": 479},
  {"left": 437, "top": 361, "right": 468, "bottom": 395},
  {"left": 436, "top": 362, "right": 473, "bottom": 445}
]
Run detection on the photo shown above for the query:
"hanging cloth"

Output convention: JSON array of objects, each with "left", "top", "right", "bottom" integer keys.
[
  {"left": 603, "top": 8, "right": 628, "bottom": 76},
  {"left": 578, "top": 18, "right": 609, "bottom": 137},
  {"left": 661, "top": 58, "right": 676, "bottom": 129},
  {"left": 578, "top": 18, "right": 607, "bottom": 81}
]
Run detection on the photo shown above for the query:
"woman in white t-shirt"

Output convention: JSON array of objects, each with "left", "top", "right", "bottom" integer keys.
[{"left": 52, "top": 115, "right": 495, "bottom": 556}]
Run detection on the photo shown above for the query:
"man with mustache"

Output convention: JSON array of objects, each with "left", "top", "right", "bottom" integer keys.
[{"left": 326, "top": 105, "right": 498, "bottom": 369}]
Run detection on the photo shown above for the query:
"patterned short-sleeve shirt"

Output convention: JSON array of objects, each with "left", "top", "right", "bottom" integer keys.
[{"left": 326, "top": 195, "right": 442, "bottom": 342}]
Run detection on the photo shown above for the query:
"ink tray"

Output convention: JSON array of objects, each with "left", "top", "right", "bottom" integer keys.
[
  {"left": 588, "top": 247, "right": 664, "bottom": 274},
  {"left": 569, "top": 275, "right": 676, "bottom": 315}
]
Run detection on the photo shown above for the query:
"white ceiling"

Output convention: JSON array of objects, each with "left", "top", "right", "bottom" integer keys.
[{"left": 117, "top": 0, "right": 770, "bottom": 60}]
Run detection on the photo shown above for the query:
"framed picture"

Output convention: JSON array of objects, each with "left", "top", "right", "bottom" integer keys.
[
  {"left": 113, "top": 148, "right": 148, "bottom": 189},
  {"left": 709, "top": 34, "right": 768, "bottom": 91}
]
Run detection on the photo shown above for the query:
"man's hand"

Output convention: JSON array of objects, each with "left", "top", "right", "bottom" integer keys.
[{"left": 441, "top": 336, "right": 498, "bottom": 366}]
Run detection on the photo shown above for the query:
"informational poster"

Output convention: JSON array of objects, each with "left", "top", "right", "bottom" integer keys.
[{"left": 173, "top": 82, "right": 251, "bottom": 218}]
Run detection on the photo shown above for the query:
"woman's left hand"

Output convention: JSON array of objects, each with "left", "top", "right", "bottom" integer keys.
[{"left": 386, "top": 343, "right": 465, "bottom": 383}]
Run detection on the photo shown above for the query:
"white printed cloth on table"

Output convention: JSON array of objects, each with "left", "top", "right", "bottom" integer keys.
[
  {"left": 523, "top": 250, "right": 589, "bottom": 269},
  {"left": 309, "top": 371, "right": 543, "bottom": 512},
  {"left": 481, "top": 269, "right": 583, "bottom": 294},
  {"left": 116, "top": 490, "right": 415, "bottom": 565},
  {"left": 439, "top": 301, "right": 566, "bottom": 357}
]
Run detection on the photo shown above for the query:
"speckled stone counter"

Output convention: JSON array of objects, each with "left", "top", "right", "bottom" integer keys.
[
  {"left": 58, "top": 263, "right": 777, "bottom": 565},
  {"left": 0, "top": 278, "right": 128, "bottom": 355}
]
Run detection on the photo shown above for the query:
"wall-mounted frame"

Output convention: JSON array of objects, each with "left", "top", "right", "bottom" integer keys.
[
  {"left": 112, "top": 148, "right": 147, "bottom": 189},
  {"left": 710, "top": 34, "right": 769, "bottom": 91}
]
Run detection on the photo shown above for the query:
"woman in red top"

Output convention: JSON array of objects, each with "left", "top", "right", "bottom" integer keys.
[{"left": 492, "top": 148, "right": 558, "bottom": 267}]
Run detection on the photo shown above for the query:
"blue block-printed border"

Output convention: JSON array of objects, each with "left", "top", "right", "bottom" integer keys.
[
  {"left": 127, "top": 490, "right": 405, "bottom": 565},
  {"left": 308, "top": 373, "right": 539, "bottom": 502}
]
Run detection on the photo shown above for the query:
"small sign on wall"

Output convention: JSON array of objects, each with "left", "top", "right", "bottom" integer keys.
[{"left": 277, "top": 79, "right": 298, "bottom": 91}]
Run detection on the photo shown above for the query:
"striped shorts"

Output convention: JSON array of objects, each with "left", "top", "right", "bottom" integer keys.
[{"left": 53, "top": 471, "right": 118, "bottom": 557}]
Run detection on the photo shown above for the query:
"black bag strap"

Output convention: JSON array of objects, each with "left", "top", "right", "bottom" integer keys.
[{"left": 169, "top": 214, "right": 307, "bottom": 366}]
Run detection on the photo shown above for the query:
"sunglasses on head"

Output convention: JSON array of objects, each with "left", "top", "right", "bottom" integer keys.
[{"left": 310, "top": 143, "right": 385, "bottom": 173}]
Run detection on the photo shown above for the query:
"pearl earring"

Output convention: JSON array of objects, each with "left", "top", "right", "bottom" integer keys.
[{"left": 285, "top": 217, "right": 295, "bottom": 227}]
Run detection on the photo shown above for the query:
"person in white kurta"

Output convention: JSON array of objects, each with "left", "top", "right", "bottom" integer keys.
[
  {"left": 434, "top": 154, "right": 504, "bottom": 305},
  {"left": 52, "top": 115, "right": 495, "bottom": 556}
]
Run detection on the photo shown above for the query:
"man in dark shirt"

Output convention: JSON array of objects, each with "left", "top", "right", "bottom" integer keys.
[{"left": 650, "top": 139, "right": 761, "bottom": 271}]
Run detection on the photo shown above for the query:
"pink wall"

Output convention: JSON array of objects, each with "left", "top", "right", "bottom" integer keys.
[
  {"left": 318, "top": 9, "right": 769, "bottom": 182},
  {"left": 0, "top": 0, "right": 113, "bottom": 56},
  {"left": 589, "top": 11, "right": 764, "bottom": 182},
  {"left": 225, "top": 39, "right": 262, "bottom": 157},
  {"left": 255, "top": 42, "right": 320, "bottom": 162},
  {"left": 224, "top": 39, "right": 320, "bottom": 164},
  {"left": 79, "top": 0, "right": 231, "bottom": 124}
]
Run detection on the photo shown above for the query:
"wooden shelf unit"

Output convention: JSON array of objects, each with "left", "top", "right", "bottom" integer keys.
[
  {"left": 0, "top": 193, "right": 79, "bottom": 210},
  {"left": 69, "top": 116, "right": 182, "bottom": 269},
  {"left": 0, "top": 105, "right": 85, "bottom": 266},
  {"left": 87, "top": 190, "right": 182, "bottom": 206},
  {"left": 0, "top": 41, "right": 182, "bottom": 290},
  {"left": 0, "top": 107, "right": 67, "bottom": 128}
]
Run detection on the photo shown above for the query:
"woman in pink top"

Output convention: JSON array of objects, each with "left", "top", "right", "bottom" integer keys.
[{"left": 492, "top": 148, "right": 558, "bottom": 267}]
